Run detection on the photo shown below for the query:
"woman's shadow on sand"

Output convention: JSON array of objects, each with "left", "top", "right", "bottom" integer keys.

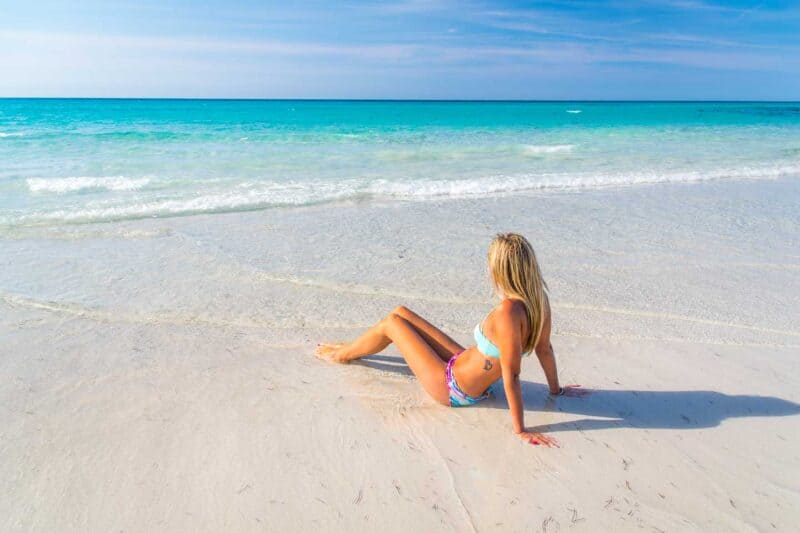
[{"left": 355, "top": 355, "right": 800, "bottom": 433}]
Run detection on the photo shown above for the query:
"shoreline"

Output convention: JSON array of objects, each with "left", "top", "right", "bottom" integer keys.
[{"left": 4, "top": 171, "right": 800, "bottom": 232}]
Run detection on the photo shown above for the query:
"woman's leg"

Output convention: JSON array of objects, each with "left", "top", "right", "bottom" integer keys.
[
  {"left": 392, "top": 305, "right": 464, "bottom": 362},
  {"left": 316, "top": 305, "right": 462, "bottom": 362},
  {"left": 316, "top": 312, "right": 450, "bottom": 405},
  {"left": 316, "top": 318, "right": 392, "bottom": 361}
]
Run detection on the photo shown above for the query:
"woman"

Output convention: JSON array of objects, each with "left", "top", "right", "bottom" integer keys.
[{"left": 316, "top": 233, "right": 584, "bottom": 446}]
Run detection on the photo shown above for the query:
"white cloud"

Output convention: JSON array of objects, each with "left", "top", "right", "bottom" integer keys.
[
  {"left": 0, "top": 30, "right": 418, "bottom": 60},
  {"left": 0, "top": 24, "right": 798, "bottom": 98},
  {"left": 2, "top": 28, "right": 797, "bottom": 71}
]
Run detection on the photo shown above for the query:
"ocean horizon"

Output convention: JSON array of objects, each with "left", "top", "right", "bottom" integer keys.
[{"left": 2, "top": 97, "right": 799, "bottom": 101}]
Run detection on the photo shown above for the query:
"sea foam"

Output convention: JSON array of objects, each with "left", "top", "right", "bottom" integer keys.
[
  {"left": 522, "top": 144, "right": 574, "bottom": 155},
  {"left": 368, "top": 163, "right": 800, "bottom": 199},
  {"left": 19, "top": 163, "right": 800, "bottom": 224},
  {"left": 27, "top": 177, "right": 150, "bottom": 193}
]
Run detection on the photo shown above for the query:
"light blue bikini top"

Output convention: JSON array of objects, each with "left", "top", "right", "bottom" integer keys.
[{"left": 474, "top": 312, "right": 501, "bottom": 358}]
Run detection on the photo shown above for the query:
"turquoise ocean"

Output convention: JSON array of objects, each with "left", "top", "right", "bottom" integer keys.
[{"left": 1, "top": 99, "right": 799, "bottom": 226}]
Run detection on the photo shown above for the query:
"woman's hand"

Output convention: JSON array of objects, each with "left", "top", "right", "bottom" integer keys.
[
  {"left": 516, "top": 431, "right": 559, "bottom": 447},
  {"left": 551, "top": 384, "right": 591, "bottom": 398}
]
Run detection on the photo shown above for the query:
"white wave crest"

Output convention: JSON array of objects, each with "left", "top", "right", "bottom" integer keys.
[
  {"left": 566, "top": 109, "right": 582, "bottom": 114},
  {"left": 25, "top": 183, "right": 355, "bottom": 223},
  {"left": 0, "top": 132, "right": 24, "bottom": 137},
  {"left": 522, "top": 144, "right": 574, "bottom": 155},
  {"left": 17, "top": 162, "right": 800, "bottom": 224},
  {"left": 27, "top": 177, "right": 150, "bottom": 193},
  {"left": 368, "top": 163, "right": 800, "bottom": 199}
]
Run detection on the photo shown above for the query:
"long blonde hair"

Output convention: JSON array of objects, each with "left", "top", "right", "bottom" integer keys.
[{"left": 487, "top": 233, "right": 549, "bottom": 354}]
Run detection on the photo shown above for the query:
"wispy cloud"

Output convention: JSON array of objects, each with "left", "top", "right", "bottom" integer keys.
[
  {"left": 366, "top": 0, "right": 455, "bottom": 14},
  {"left": 0, "top": 1, "right": 798, "bottom": 98},
  {"left": 3, "top": 28, "right": 796, "bottom": 72},
  {"left": 654, "top": 0, "right": 737, "bottom": 11},
  {"left": 0, "top": 30, "right": 420, "bottom": 60},
  {"left": 644, "top": 0, "right": 799, "bottom": 19}
]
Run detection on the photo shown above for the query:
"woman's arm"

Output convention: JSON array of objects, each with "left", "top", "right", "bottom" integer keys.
[
  {"left": 497, "top": 301, "right": 559, "bottom": 447},
  {"left": 534, "top": 302, "right": 560, "bottom": 394},
  {"left": 534, "top": 300, "right": 588, "bottom": 399},
  {"left": 496, "top": 301, "right": 526, "bottom": 434},
  {"left": 495, "top": 300, "right": 558, "bottom": 446}
]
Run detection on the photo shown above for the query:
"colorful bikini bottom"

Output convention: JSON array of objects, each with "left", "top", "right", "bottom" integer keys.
[{"left": 445, "top": 351, "right": 493, "bottom": 407}]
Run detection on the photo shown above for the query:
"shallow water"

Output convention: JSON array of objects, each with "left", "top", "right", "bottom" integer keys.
[
  {"left": 2, "top": 176, "right": 798, "bottom": 350},
  {"left": 1, "top": 99, "right": 799, "bottom": 226}
]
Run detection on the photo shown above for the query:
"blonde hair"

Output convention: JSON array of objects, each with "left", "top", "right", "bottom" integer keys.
[{"left": 487, "top": 233, "right": 549, "bottom": 354}]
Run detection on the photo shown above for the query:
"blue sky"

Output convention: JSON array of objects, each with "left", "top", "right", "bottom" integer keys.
[{"left": 0, "top": 0, "right": 798, "bottom": 99}]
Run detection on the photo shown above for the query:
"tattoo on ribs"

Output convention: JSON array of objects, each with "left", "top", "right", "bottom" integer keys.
[{"left": 483, "top": 359, "right": 493, "bottom": 371}]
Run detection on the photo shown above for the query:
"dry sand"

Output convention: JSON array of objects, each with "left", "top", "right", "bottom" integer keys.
[{"left": 2, "top": 177, "right": 799, "bottom": 531}]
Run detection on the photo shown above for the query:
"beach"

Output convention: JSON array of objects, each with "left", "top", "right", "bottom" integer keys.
[
  {"left": 1, "top": 100, "right": 800, "bottom": 531},
  {"left": 2, "top": 174, "right": 799, "bottom": 531}
]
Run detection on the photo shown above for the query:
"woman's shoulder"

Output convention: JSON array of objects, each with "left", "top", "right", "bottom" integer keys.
[
  {"left": 496, "top": 296, "right": 551, "bottom": 325},
  {"left": 496, "top": 298, "right": 527, "bottom": 320}
]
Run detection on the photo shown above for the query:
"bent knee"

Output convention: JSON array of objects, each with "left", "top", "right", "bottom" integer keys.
[
  {"left": 383, "top": 312, "right": 408, "bottom": 331},
  {"left": 392, "top": 305, "right": 412, "bottom": 318}
]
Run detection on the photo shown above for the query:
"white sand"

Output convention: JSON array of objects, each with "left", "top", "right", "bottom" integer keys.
[{"left": 2, "top": 178, "right": 799, "bottom": 531}]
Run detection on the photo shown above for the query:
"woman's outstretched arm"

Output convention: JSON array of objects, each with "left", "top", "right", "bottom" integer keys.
[
  {"left": 535, "top": 301, "right": 589, "bottom": 399},
  {"left": 534, "top": 305, "right": 561, "bottom": 394}
]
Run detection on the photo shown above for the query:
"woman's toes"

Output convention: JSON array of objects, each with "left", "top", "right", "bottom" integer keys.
[{"left": 315, "top": 343, "right": 345, "bottom": 360}]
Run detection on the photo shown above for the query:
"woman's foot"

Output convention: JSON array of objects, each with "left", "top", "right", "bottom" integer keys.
[{"left": 315, "top": 343, "right": 350, "bottom": 363}]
